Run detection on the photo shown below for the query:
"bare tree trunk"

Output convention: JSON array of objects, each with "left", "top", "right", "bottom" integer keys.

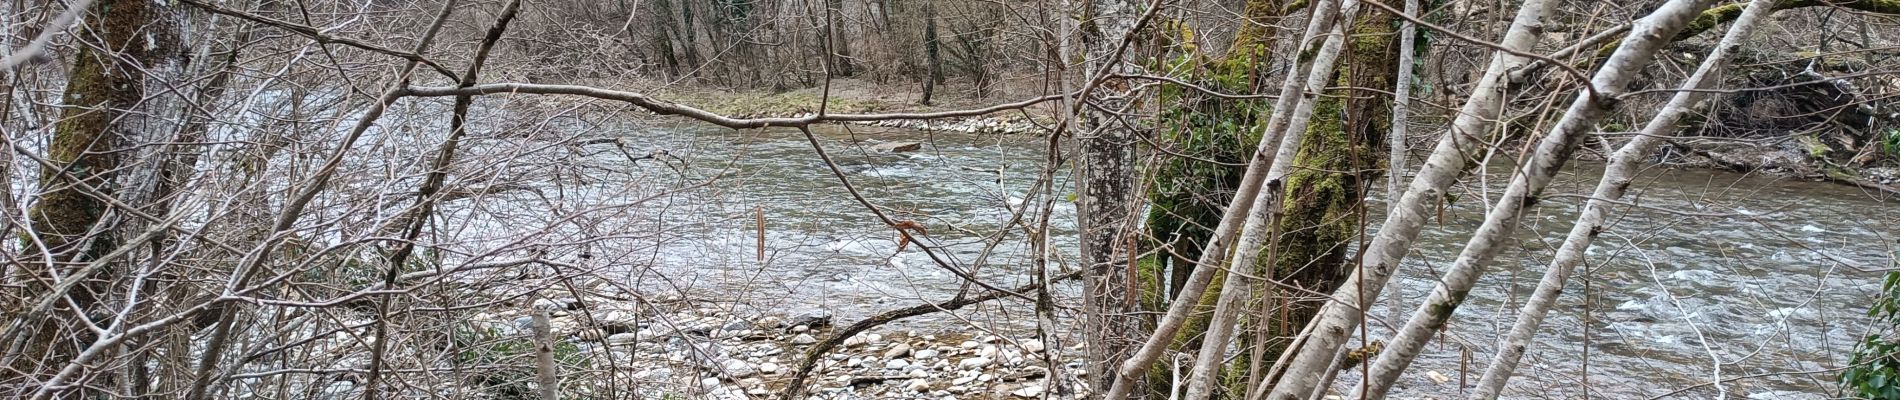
[
  {"left": 1388, "top": 0, "right": 1416, "bottom": 209},
  {"left": 1379, "top": 0, "right": 1419, "bottom": 346},
  {"left": 921, "top": 0, "right": 942, "bottom": 105},
  {"left": 650, "top": 0, "right": 685, "bottom": 77},
  {"left": 1259, "top": 0, "right": 1564, "bottom": 397},
  {"left": 875, "top": 0, "right": 894, "bottom": 30},
  {"left": 7, "top": 0, "right": 183, "bottom": 388},
  {"left": 1348, "top": 0, "right": 1721, "bottom": 397},
  {"left": 1466, "top": 1, "right": 1778, "bottom": 398},
  {"left": 827, "top": 0, "right": 856, "bottom": 76},
  {"left": 125, "top": 11, "right": 256, "bottom": 397},
  {"left": 1078, "top": 0, "right": 1148, "bottom": 394},
  {"left": 678, "top": 0, "right": 703, "bottom": 69},
  {"left": 532, "top": 311, "right": 558, "bottom": 400}
]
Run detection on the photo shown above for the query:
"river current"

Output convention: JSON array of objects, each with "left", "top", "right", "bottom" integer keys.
[{"left": 609, "top": 123, "right": 1895, "bottom": 399}]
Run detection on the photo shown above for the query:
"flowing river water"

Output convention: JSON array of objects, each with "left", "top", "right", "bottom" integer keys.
[{"left": 611, "top": 123, "right": 1895, "bottom": 399}]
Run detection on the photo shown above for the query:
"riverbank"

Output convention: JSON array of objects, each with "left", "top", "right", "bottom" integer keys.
[
  {"left": 484, "top": 283, "right": 1078, "bottom": 399},
  {"left": 1651, "top": 135, "right": 1900, "bottom": 195},
  {"left": 637, "top": 78, "right": 1899, "bottom": 198}
]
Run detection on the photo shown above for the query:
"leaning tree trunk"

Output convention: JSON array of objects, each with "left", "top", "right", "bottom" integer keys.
[
  {"left": 6, "top": 0, "right": 183, "bottom": 387},
  {"left": 1258, "top": 0, "right": 1563, "bottom": 396},
  {"left": 1348, "top": 0, "right": 1720, "bottom": 397},
  {"left": 1467, "top": 1, "right": 1778, "bottom": 398},
  {"left": 121, "top": 9, "right": 261, "bottom": 396}
]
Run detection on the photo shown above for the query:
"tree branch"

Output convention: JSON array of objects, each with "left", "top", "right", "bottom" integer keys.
[{"left": 174, "top": 0, "right": 461, "bottom": 81}]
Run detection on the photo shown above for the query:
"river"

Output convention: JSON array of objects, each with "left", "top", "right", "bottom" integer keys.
[{"left": 608, "top": 122, "right": 1895, "bottom": 399}]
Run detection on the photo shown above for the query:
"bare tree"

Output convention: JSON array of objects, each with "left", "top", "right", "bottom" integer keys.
[
  {"left": 1469, "top": 0, "right": 1780, "bottom": 397},
  {"left": 1, "top": 0, "right": 1894, "bottom": 399}
]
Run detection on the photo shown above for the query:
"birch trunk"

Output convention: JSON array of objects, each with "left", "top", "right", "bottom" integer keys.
[
  {"left": 533, "top": 311, "right": 558, "bottom": 400},
  {"left": 1349, "top": 0, "right": 1722, "bottom": 397},
  {"left": 1103, "top": 0, "right": 1348, "bottom": 397},
  {"left": 1259, "top": 0, "right": 1562, "bottom": 397},
  {"left": 1388, "top": 0, "right": 1416, "bottom": 209},
  {"left": 1182, "top": 2, "right": 1367, "bottom": 398},
  {"left": 1467, "top": 1, "right": 1778, "bottom": 398}
]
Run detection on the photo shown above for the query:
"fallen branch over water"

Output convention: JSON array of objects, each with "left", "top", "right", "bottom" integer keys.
[{"left": 401, "top": 83, "right": 1074, "bottom": 130}]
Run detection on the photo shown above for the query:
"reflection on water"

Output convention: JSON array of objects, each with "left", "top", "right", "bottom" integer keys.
[{"left": 616, "top": 123, "right": 1895, "bottom": 398}]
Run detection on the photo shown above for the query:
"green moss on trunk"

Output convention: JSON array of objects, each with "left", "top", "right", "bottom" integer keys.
[
  {"left": 1250, "top": 10, "right": 1400, "bottom": 391},
  {"left": 1139, "top": 1, "right": 1413, "bottom": 395},
  {"left": 1138, "top": 1, "right": 1408, "bottom": 396},
  {"left": 1137, "top": 1, "right": 1285, "bottom": 396},
  {"left": 12, "top": 0, "right": 176, "bottom": 379}
]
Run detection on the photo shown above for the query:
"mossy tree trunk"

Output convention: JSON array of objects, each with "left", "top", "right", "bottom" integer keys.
[
  {"left": 1251, "top": 9, "right": 1399, "bottom": 384},
  {"left": 1139, "top": 2, "right": 1399, "bottom": 396},
  {"left": 1141, "top": 0, "right": 1284, "bottom": 317},
  {"left": 1137, "top": 0, "right": 1285, "bottom": 396},
  {"left": 11, "top": 0, "right": 183, "bottom": 384}
]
